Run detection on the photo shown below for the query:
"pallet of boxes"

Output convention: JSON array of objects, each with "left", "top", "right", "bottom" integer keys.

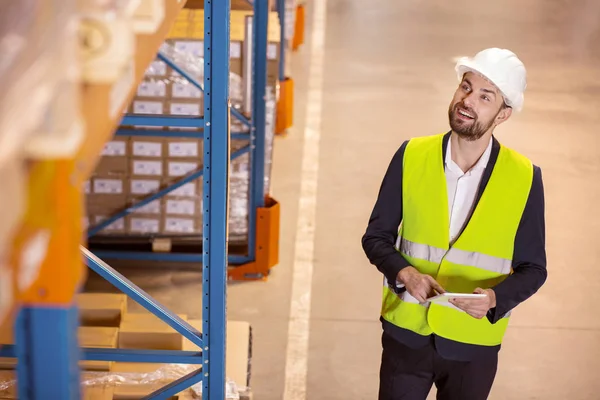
[
  {"left": 0, "top": 293, "right": 253, "bottom": 399},
  {"left": 86, "top": 6, "right": 280, "bottom": 252}
]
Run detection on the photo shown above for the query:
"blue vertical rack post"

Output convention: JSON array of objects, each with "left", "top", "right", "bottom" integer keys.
[
  {"left": 201, "top": 0, "right": 229, "bottom": 397},
  {"left": 0, "top": 0, "right": 231, "bottom": 398},
  {"left": 86, "top": 0, "right": 274, "bottom": 279},
  {"left": 247, "top": 0, "right": 269, "bottom": 261}
]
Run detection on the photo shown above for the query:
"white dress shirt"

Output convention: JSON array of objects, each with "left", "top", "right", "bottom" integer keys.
[{"left": 445, "top": 137, "right": 493, "bottom": 243}]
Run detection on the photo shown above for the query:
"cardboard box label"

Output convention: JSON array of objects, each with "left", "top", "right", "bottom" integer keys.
[
  {"left": 169, "top": 142, "right": 199, "bottom": 157},
  {"left": 133, "top": 141, "right": 163, "bottom": 157},
  {"left": 133, "top": 101, "right": 164, "bottom": 115},
  {"left": 137, "top": 80, "right": 167, "bottom": 97},
  {"left": 174, "top": 40, "right": 204, "bottom": 57},
  {"left": 166, "top": 199, "right": 196, "bottom": 215},
  {"left": 169, "top": 162, "right": 198, "bottom": 177},
  {"left": 146, "top": 61, "right": 167, "bottom": 76},
  {"left": 164, "top": 218, "right": 195, "bottom": 233},
  {"left": 170, "top": 182, "right": 197, "bottom": 197},
  {"left": 133, "top": 160, "right": 163, "bottom": 176},
  {"left": 131, "top": 179, "right": 161, "bottom": 195},
  {"left": 170, "top": 103, "right": 201, "bottom": 116},
  {"left": 94, "top": 179, "right": 123, "bottom": 194},
  {"left": 130, "top": 218, "right": 160, "bottom": 233},
  {"left": 230, "top": 42, "right": 242, "bottom": 59},
  {"left": 94, "top": 216, "right": 125, "bottom": 231},
  {"left": 101, "top": 141, "right": 127, "bottom": 156},
  {"left": 132, "top": 200, "right": 161, "bottom": 214},
  {"left": 267, "top": 43, "right": 278, "bottom": 60},
  {"left": 172, "top": 83, "right": 202, "bottom": 99}
]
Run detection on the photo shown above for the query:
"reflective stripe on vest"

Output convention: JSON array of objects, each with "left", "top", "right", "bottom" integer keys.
[
  {"left": 400, "top": 239, "right": 512, "bottom": 275},
  {"left": 381, "top": 133, "right": 533, "bottom": 346}
]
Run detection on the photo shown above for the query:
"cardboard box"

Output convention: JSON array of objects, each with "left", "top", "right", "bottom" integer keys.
[
  {"left": 183, "top": 320, "right": 252, "bottom": 391},
  {"left": 78, "top": 293, "right": 128, "bottom": 327},
  {"left": 86, "top": 194, "right": 129, "bottom": 216},
  {"left": 95, "top": 156, "right": 129, "bottom": 175},
  {"left": 127, "top": 196, "right": 163, "bottom": 215},
  {"left": 91, "top": 175, "right": 128, "bottom": 196},
  {"left": 118, "top": 313, "right": 188, "bottom": 350},
  {"left": 130, "top": 158, "right": 164, "bottom": 178},
  {"left": 110, "top": 362, "right": 190, "bottom": 399},
  {"left": 166, "top": 139, "right": 202, "bottom": 158},
  {"left": 130, "top": 137, "right": 166, "bottom": 158},
  {"left": 79, "top": 327, "right": 119, "bottom": 371},
  {"left": 163, "top": 179, "right": 201, "bottom": 198},
  {"left": 0, "top": 371, "right": 115, "bottom": 399},
  {"left": 126, "top": 214, "right": 162, "bottom": 235},
  {"left": 164, "top": 197, "right": 201, "bottom": 217},
  {"left": 162, "top": 215, "right": 202, "bottom": 234},
  {"left": 92, "top": 215, "right": 128, "bottom": 234},
  {"left": 130, "top": 178, "right": 162, "bottom": 197},
  {"left": 166, "top": 159, "right": 201, "bottom": 178}
]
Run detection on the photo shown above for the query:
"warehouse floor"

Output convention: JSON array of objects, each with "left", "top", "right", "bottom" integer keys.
[{"left": 87, "top": 0, "right": 600, "bottom": 399}]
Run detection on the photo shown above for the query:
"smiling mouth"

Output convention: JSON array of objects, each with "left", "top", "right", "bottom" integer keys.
[{"left": 457, "top": 108, "right": 475, "bottom": 119}]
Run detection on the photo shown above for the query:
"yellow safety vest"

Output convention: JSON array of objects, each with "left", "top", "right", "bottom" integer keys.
[{"left": 381, "top": 133, "right": 533, "bottom": 346}]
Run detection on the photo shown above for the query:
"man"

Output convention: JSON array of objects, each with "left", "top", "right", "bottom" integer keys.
[{"left": 362, "top": 48, "right": 547, "bottom": 400}]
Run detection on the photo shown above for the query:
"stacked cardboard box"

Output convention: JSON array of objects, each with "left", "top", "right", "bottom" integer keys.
[
  {"left": 0, "top": 293, "right": 253, "bottom": 399},
  {"left": 87, "top": 7, "right": 279, "bottom": 243}
]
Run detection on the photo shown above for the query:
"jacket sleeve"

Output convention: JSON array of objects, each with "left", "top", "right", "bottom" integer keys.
[
  {"left": 488, "top": 165, "right": 548, "bottom": 323},
  {"left": 362, "top": 142, "right": 412, "bottom": 287}
]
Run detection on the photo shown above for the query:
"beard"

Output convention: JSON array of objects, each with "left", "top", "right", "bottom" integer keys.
[{"left": 448, "top": 102, "right": 496, "bottom": 142}]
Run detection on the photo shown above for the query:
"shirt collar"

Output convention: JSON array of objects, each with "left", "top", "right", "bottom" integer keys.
[{"left": 445, "top": 135, "right": 493, "bottom": 175}]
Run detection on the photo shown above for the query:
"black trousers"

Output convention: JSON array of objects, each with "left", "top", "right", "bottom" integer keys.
[{"left": 379, "top": 332, "right": 498, "bottom": 400}]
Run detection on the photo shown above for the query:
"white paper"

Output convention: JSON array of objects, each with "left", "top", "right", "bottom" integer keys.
[
  {"left": 170, "top": 102, "right": 201, "bottom": 116},
  {"left": 230, "top": 42, "right": 242, "bottom": 59},
  {"left": 132, "top": 200, "right": 162, "bottom": 214},
  {"left": 267, "top": 43, "right": 278, "bottom": 60},
  {"left": 166, "top": 199, "right": 197, "bottom": 215},
  {"left": 170, "top": 182, "right": 197, "bottom": 197},
  {"left": 94, "top": 216, "right": 125, "bottom": 231},
  {"left": 172, "top": 82, "right": 202, "bottom": 99},
  {"left": 93, "top": 179, "right": 123, "bottom": 194},
  {"left": 146, "top": 60, "right": 167, "bottom": 76},
  {"left": 164, "top": 217, "right": 195, "bottom": 233},
  {"left": 137, "top": 80, "right": 167, "bottom": 97},
  {"left": 133, "top": 160, "right": 163, "bottom": 176},
  {"left": 174, "top": 40, "right": 204, "bottom": 57},
  {"left": 133, "top": 101, "right": 163, "bottom": 115},
  {"left": 101, "top": 141, "right": 127, "bottom": 156},
  {"left": 130, "top": 218, "right": 160, "bottom": 233},
  {"left": 169, "top": 142, "right": 199, "bottom": 157},
  {"left": 168, "top": 162, "right": 198, "bottom": 177},
  {"left": 132, "top": 141, "right": 163, "bottom": 157},
  {"left": 131, "top": 179, "right": 161, "bottom": 195}
]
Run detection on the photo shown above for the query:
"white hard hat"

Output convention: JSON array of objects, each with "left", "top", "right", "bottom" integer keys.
[{"left": 455, "top": 48, "right": 527, "bottom": 112}]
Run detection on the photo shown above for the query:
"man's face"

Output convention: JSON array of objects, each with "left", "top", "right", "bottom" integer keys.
[{"left": 448, "top": 71, "right": 511, "bottom": 141}]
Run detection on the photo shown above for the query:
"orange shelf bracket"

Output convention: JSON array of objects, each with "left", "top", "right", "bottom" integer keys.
[
  {"left": 275, "top": 77, "right": 294, "bottom": 135},
  {"left": 292, "top": 4, "right": 305, "bottom": 51},
  {"left": 228, "top": 197, "right": 280, "bottom": 281}
]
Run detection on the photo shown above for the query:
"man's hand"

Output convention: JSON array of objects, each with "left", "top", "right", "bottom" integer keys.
[
  {"left": 449, "top": 288, "right": 496, "bottom": 319},
  {"left": 397, "top": 267, "right": 445, "bottom": 303}
]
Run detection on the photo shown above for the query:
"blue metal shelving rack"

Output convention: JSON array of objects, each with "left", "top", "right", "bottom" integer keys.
[
  {"left": 87, "top": 0, "right": 275, "bottom": 275},
  {"left": 0, "top": 0, "right": 237, "bottom": 398}
]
